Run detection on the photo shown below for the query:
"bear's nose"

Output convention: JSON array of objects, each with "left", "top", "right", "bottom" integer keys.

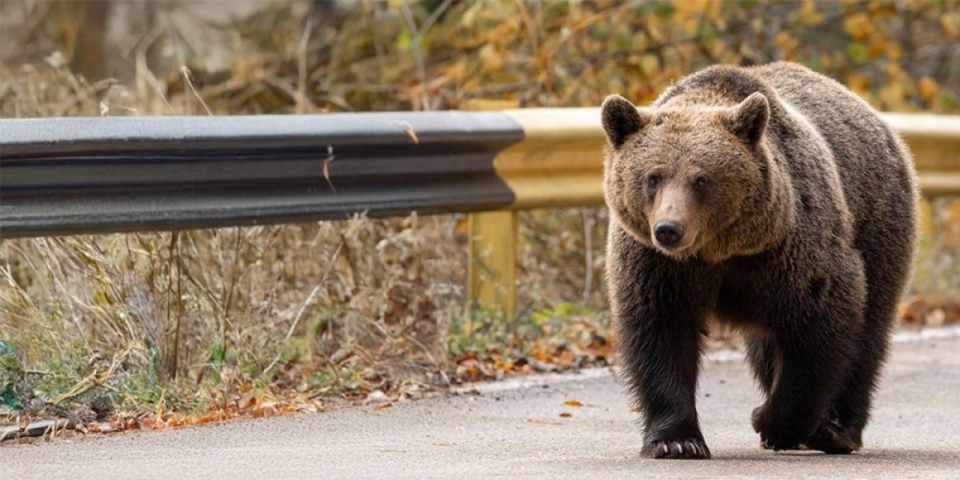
[{"left": 654, "top": 220, "right": 684, "bottom": 248}]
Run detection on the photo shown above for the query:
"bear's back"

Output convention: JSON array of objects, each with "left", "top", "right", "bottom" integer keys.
[{"left": 750, "top": 62, "right": 915, "bottom": 241}]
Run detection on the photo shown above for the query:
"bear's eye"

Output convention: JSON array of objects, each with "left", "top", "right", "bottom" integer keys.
[
  {"left": 694, "top": 175, "right": 709, "bottom": 191},
  {"left": 647, "top": 174, "right": 661, "bottom": 190}
]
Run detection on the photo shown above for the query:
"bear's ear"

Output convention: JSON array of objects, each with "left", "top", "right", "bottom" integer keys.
[
  {"left": 724, "top": 92, "right": 769, "bottom": 144},
  {"left": 601, "top": 95, "right": 650, "bottom": 148}
]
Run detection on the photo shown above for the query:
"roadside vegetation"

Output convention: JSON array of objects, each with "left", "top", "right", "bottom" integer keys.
[{"left": 1, "top": 0, "right": 958, "bottom": 438}]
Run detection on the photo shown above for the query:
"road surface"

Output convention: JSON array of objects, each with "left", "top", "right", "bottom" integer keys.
[{"left": 2, "top": 329, "right": 959, "bottom": 479}]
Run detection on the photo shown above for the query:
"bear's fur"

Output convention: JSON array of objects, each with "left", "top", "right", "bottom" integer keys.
[{"left": 601, "top": 62, "right": 916, "bottom": 459}]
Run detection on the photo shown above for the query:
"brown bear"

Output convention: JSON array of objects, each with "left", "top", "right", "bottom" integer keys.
[{"left": 601, "top": 62, "right": 916, "bottom": 459}]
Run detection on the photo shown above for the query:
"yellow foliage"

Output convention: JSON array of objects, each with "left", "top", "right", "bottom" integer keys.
[
  {"left": 775, "top": 32, "right": 800, "bottom": 59},
  {"left": 709, "top": 41, "right": 728, "bottom": 62},
  {"left": 11, "top": 0, "right": 955, "bottom": 115},
  {"left": 883, "top": 61, "right": 907, "bottom": 79},
  {"left": 847, "top": 72, "right": 871, "bottom": 94},
  {"left": 645, "top": 16, "right": 667, "bottom": 43},
  {"left": 818, "top": 53, "right": 833, "bottom": 70},
  {"left": 672, "top": 0, "right": 723, "bottom": 35},
  {"left": 918, "top": 77, "right": 940, "bottom": 103},
  {"left": 879, "top": 82, "right": 905, "bottom": 108},
  {"left": 638, "top": 54, "right": 659, "bottom": 77},
  {"left": 885, "top": 41, "right": 903, "bottom": 61},
  {"left": 478, "top": 43, "right": 503, "bottom": 74},
  {"left": 844, "top": 13, "right": 874, "bottom": 41},
  {"left": 460, "top": 2, "right": 483, "bottom": 30},
  {"left": 903, "top": 0, "right": 933, "bottom": 13},
  {"left": 867, "top": 0, "right": 898, "bottom": 16},
  {"left": 866, "top": 35, "right": 888, "bottom": 59},
  {"left": 799, "top": 0, "right": 825, "bottom": 26},
  {"left": 942, "top": 13, "right": 960, "bottom": 39}
]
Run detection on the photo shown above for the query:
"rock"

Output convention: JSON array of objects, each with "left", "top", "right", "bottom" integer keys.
[
  {"left": 89, "top": 393, "right": 116, "bottom": 420},
  {"left": 1, "top": 425, "right": 21, "bottom": 441},
  {"left": 23, "top": 419, "right": 72, "bottom": 437}
]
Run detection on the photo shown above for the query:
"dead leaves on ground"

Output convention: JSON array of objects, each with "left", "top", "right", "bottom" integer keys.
[
  {"left": 450, "top": 342, "right": 602, "bottom": 382},
  {"left": 453, "top": 335, "right": 612, "bottom": 384},
  {"left": 900, "top": 292, "right": 960, "bottom": 327}
]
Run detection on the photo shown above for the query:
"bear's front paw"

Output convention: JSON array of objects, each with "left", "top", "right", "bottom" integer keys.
[
  {"left": 801, "top": 419, "right": 861, "bottom": 454},
  {"left": 752, "top": 406, "right": 805, "bottom": 451},
  {"left": 641, "top": 438, "right": 711, "bottom": 459}
]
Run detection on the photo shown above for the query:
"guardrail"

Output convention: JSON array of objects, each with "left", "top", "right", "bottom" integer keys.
[
  {"left": 0, "top": 113, "right": 523, "bottom": 236},
  {"left": 2, "top": 110, "right": 959, "bottom": 316}
]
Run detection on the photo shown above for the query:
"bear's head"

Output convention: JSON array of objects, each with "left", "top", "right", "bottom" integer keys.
[{"left": 601, "top": 92, "right": 773, "bottom": 262}]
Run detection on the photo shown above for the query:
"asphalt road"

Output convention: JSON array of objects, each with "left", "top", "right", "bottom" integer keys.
[{"left": 2, "top": 329, "right": 959, "bottom": 479}]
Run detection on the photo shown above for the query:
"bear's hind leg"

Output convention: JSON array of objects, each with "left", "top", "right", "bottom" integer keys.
[
  {"left": 744, "top": 334, "right": 808, "bottom": 451},
  {"left": 744, "top": 333, "right": 777, "bottom": 395},
  {"left": 751, "top": 265, "right": 865, "bottom": 452},
  {"left": 751, "top": 328, "right": 859, "bottom": 451},
  {"left": 806, "top": 242, "right": 910, "bottom": 453}
]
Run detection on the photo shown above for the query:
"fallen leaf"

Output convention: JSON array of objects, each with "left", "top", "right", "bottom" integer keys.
[{"left": 526, "top": 418, "right": 563, "bottom": 426}]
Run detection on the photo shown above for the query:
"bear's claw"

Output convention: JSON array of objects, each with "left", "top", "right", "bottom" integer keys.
[
  {"left": 641, "top": 438, "right": 711, "bottom": 459},
  {"left": 752, "top": 406, "right": 806, "bottom": 451},
  {"left": 801, "top": 421, "right": 860, "bottom": 454},
  {"left": 757, "top": 416, "right": 861, "bottom": 454}
]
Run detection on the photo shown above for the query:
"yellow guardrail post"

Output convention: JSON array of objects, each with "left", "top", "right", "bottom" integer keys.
[
  {"left": 467, "top": 210, "right": 518, "bottom": 317},
  {"left": 466, "top": 99, "right": 521, "bottom": 318},
  {"left": 916, "top": 195, "right": 937, "bottom": 290}
]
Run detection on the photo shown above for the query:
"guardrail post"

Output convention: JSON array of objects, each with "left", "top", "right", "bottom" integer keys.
[
  {"left": 915, "top": 194, "right": 938, "bottom": 290},
  {"left": 466, "top": 99, "right": 520, "bottom": 318},
  {"left": 467, "top": 210, "right": 517, "bottom": 318}
]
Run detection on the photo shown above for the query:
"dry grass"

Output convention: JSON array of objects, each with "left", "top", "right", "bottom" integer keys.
[{"left": 0, "top": 212, "right": 468, "bottom": 415}]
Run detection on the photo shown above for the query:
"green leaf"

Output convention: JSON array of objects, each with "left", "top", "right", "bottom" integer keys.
[
  {"left": 0, "top": 341, "right": 18, "bottom": 360},
  {"left": 940, "top": 91, "right": 957, "bottom": 111},
  {"left": 0, "top": 341, "right": 21, "bottom": 409},
  {"left": 210, "top": 342, "right": 226, "bottom": 385},
  {"left": 640, "top": 1, "right": 674, "bottom": 17},
  {"left": 1, "top": 383, "right": 19, "bottom": 409},
  {"left": 397, "top": 30, "right": 412, "bottom": 52},
  {"left": 848, "top": 43, "right": 867, "bottom": 64},
  {"left": 591, "top": 25, "right": 611, "bottom": 41},
  {"left": 700, "top": 22, "right": 718, "bottom": 47},
  {"left": 149, "top": 348, "right": 161, "bottom": 385}
]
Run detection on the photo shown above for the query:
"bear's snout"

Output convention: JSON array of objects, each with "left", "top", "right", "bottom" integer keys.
[
  {"left": 654, "top": 220, "right": 685, "bottom": 248},
  {"left": 649, "top": 184, "right": 698, "bottom": 254}
]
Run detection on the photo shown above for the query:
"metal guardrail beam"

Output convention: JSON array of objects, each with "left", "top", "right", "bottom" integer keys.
[{"left": 0, "top": 113, "right": 523, "bottom": 238}]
